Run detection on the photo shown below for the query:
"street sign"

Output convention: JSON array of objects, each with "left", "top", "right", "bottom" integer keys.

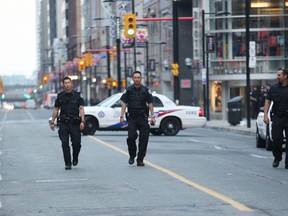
[
  {"left": 180, "top": 79, "right": 191, "bottom": 88},
  {"left": 249, "top": 41, "right": 256, "bottom": 68},
  {"left": 249, "top": 56, "right": 256, "bottom": 68},
  {"left": 202, "top": 68, "right": 206, "bottom": 84}
]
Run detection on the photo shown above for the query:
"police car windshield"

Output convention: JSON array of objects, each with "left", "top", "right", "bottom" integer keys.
[{"left": 96, "top": 94, "right": 121, "bottom": 107}]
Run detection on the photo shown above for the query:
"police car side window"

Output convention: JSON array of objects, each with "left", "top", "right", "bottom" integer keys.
[
  {"left": 153, "top": 96, "right": 164, "bottom": 107},
  {"left": 113, "top": 100, "right": 123, "bottom": 108}
]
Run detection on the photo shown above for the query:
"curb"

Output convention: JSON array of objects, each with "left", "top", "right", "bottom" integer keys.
[{"left": 206, "top": 125, "right": 255, "bottom": 136}]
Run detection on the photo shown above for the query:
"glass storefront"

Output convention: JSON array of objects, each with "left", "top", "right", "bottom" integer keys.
[{"left": 206, "top": 0, "right": 288, "bottom": 75}]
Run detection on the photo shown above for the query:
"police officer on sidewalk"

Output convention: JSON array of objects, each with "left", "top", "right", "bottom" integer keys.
[
  {"left": 50, "top": 76, "right": 85, "bottom": 170},
  {"left": 264, "top": 67, "right": 288, "bottom": 169},
  {"left": 120, "top": 71, "right": 156, "bottom": 166}
]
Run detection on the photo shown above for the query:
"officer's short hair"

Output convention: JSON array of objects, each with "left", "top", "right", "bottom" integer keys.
[
  {"left": 282, "top": 68, "right": 288, "bottom": 76},
  {"left": 132, "top": 71, "right": 142, "bottom": 77},
  {"left": 63, "top": 76, "right": 72, "bottom": 82}
]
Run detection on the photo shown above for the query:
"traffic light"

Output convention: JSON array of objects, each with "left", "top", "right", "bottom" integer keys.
[
  {"left": 121, "top": 79, "right": 126, "bottom": 88},
  {"left": 78, "top": 59, "right": 86, "bottom": 71},
  {"left": 43, "top": 75, "right": 49, "bottom": 84},
  {"left": 112, "top": 80, "right": 118, "bottom": 88},
  {"left": 171, "top": 63, "right": 179, "bottom": 76},
  {"left": 85, "top": 53, "right": 93, "bottom": 67},
  {"left": 124, "top": 13, "right": 136, "bottom": 38},
  {"left": 109, "top": 51, "right": 114, "bottom": 61}
]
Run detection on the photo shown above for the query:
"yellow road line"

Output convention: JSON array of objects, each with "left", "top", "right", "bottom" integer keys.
[{"left": 88, "top": 136, "right": 253, "bottom": 212}]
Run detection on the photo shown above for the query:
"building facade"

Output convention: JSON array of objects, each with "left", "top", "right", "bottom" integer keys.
[
  {"left": 36, "top": 0, "right": 288, "bottom": 120},
  {"left": 201, "top": 0, "right": 288, "bottom": 120}
]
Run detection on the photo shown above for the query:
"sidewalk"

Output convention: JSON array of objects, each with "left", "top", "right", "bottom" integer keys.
[{"left": 205, "top": 119, "right": 256, "bottom": 136}]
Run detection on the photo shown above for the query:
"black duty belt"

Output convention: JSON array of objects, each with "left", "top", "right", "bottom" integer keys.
[
  {"left": 128, "top": 109, "right": 147, "bottom": 117},
  {"left": 272, "top": 110, "right": 288, "bottom": 117},
  {"left": 59, "top": 116, "right": 81, "bottom": 124}
]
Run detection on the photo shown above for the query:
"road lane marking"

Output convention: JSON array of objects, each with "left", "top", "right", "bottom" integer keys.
[
  {"left": 0, "top": 174, "right": 2, "bottom": 181},
  {"left": 89, "top": 136, "right": 253, "bottom": 212},
  {"left": 26, "top": 110, "right": 34, "bottom": 120},
  {"left": 251, "top": 154, "right": 269, "bottom": 159},
  {"left": 36, "top": 178, "right": 88, "bottom": 183}
]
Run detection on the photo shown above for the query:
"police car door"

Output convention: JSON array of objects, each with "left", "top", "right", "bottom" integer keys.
[{"left": 105, "top": 99, "right": 124, "bottom": 128}]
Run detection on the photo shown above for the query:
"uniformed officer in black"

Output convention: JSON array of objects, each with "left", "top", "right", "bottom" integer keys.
[
  {"left": 50, "top": 76, "right": 85, "bottom": 170},
  {"left": 264, "top": 67, "right": 288, "bottom": 168},
  {"left": 120, "top": 71, "right": 156, "bottom": 166}
]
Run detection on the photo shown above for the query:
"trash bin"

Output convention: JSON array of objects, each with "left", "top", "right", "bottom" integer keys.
[{"left": 227, "top": 96, "right": 243, "bottom": 125}]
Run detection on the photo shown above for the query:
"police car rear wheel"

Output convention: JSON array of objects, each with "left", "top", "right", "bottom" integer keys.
[
  {"left": 161, "top": 117, "right": 181, "bottom": 136},
  {"left": 82, "top": 116, "right": 98, "bottom": 135}
]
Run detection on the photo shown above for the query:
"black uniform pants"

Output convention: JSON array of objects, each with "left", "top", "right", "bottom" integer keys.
[
  {"left": 271, "top": 115, "right": 288, "bottom": 163},
  {"left": 127, "top": 114, "right": 150, "bottom": 161},
  {"left": 58, "top": 123, "right": 81, "bottom": 165}
]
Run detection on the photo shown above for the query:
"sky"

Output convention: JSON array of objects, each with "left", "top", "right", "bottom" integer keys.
[{"left": 0, "top": 1, "right": 37, "bottom": 78}]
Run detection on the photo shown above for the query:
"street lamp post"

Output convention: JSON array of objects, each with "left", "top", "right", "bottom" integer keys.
[
  {"left": 245, "top": 0, "right": 251, "bottom": 128},
  {"left": 106, "top": 26, "right": 112, "bottom": 97},
  {"left": 202, "top": 9, "right": 210, "bottom": 121},
  {"left": 146, "top": 41, "right": 149, "bottom": 87},
  {"left": 172, "top": 0, "right": 180, "bottom": 105}
]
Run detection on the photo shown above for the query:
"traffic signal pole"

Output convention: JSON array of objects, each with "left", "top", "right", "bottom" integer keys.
[
  {"left": 116, "top": 17, "right": 121, "bottom": 93},
  {"left": 132, "top": 0, "right": 137, "bottom": 71},
  {"left": 172, "top": 0, "right": 180, "bottom": 105},
  {"left": 106, "top": 26, "right": 112, "bottom": 97}
]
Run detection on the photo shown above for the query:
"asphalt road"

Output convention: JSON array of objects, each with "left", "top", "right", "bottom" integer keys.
[{"left": 0, "top": 108, "right": 287, "bottom": 216}]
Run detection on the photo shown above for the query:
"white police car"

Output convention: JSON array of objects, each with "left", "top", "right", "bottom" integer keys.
[
  {"left": 256, "top": 102, "right": 286, "bottom": 150},
  {"left": 81, "top": 92, "right": 207, "bottom": 136}
]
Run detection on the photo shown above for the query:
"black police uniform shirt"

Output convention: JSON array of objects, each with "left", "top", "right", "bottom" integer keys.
[
  {"left": 120, "top": 84, "right": 153, "bottom": 110},
  {"left": 266, "top": 83, "right": 288, "bottom": 111},
  {"left": 54, "top": 90, "right": 85, "bottom": 117}
]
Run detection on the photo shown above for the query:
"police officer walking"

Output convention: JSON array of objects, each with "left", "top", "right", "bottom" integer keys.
[
  {"left": 50, "top": 76, "right": 85, "bottom": 170},
  {"left": 120, "top": 71, "right": 156, "bottom": 166},
  {"left": 264, "top": 68, "right": 288, "bottom": 168}
]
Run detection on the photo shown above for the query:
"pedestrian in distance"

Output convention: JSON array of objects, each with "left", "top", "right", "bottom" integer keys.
[
  {"left": 120, "top": 71, "right": 156, "bottom": 166},
  {"left": 250, "top": 85, "right": 260, "bottom": 119},
  {"left": 264, "top": 67, "right": 288, "bottom": 169},
  {"left": 50, "top": 76, "right": 85, "bottom": 170}
]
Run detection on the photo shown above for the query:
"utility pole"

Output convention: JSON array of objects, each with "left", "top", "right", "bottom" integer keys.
[
  {"left": 146, "top": 41, "right": 149, "bottom": 87},
  {"left": 106, "top": 26, "right": 112, "bottom": 97},
  {"left": 246, "top": 0, "right": 251, "bottom": 128},
  {"left": 172, "top": 0, "right": 180, "bottom": 105},
  {"left": 132, "top": 0, "right": 137, "bottom": 71},
  {"left": 116, "top": 17, "right": 121, "bottom": 92}
]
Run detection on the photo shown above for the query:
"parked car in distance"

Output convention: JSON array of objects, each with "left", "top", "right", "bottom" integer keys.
[
  {"left": 44, "top": 93, "right": 57, "bottom": 109},
  {"left": 256, "top": 103, "right": 286, "bottom": 151},
  {"left": 25, "top": 99, "right": 36, "bottom": 109}
]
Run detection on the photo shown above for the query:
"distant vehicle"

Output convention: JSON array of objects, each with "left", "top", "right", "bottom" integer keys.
[
  {"left": 44, "top": 93, "right": 57, "bottom": 109},
  {"left": 256, "top": 103, "right": 286, "bottom": 151},
  {"left": 25, "top": 99, "right": 36, "bottom": 109}
]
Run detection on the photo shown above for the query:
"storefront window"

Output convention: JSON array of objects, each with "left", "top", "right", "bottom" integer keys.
[{"left": 207, "top": 0, "right": 288, "bottom": 75}]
